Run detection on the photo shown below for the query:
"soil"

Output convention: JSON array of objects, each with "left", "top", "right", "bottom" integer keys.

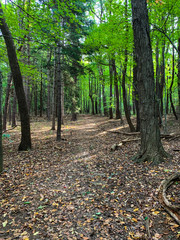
[{"left": 0, "top": 114, "right": 180, "bottom": 240}]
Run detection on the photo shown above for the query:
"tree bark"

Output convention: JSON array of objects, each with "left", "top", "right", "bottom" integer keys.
[
  {"left": 71, "top": 76, "right": 78, "bottom": 121},
  {"left": 122, "top": 0, "right": 135, "bottom": 132},
  {"left": 133, "top": 51, "right": 140, "bottom": 131},
  {"left": 56, "top": 44, "right": 61, "bottom": 141},
  {"left": 112, "top": 58, "right": 122, "bottom": 120},
  {"left": 0, "top": 3, "right": 31, "bottom": 150},
  {"left": 3, "top": 73, "right": 12, "bottom": 131},
  {"left": 51, "top": 48, "right": 57, "bottom": 130},
  {"left": 122, "top": 49, "right": 135, "bottom": 132},
  {"left": 89, "top": 74, "right": 95, "bottom": 115},
  {"left": 0, "top": 71, "right": 3, "bottom": 173},
  {"left": 178, "top": 37, "right": 180, "bottom": 113},
  {"left": 34, "top": 82, "right": 38, "bottom": 116},
  {"left": 109, "top": 59, "right": 113, "bottom": 119},
  {"left": 11, "top": 88, "right": 17, "bottom": 127},
  {"left": 131, "top": 0, "right": 169, "bottom": 164},
  {"left": 170, "top": 47, "right": 178, "bottom": 120},
  {"left": 40, "top": 68, "right": 43, "bottom": 117},
  {"left": 47, "top": 51, "right": 51, "bottom": 121}
]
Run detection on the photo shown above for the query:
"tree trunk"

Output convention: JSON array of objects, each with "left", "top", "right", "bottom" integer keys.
[
  {"left": 170, "top": 47, "right": 178, "bottom": 120},
  {"left": 178, "top": 37, "right": 180, "bottom": 113},
  {"left": 100, "top": 66, "right": 108, "bottom": 116},
  {"left": 122, "top": 50, "right": 135, "bottom": 132},
  {"left": 61, "top": 72, "right": 64, "bottom": 124},
  {"left": 131, "top": 0, "right": 169, "bottom": 164},
  {"left": 47, "top": 51, "right": 51, "bottom": 121},
  {"left": 122, "top": 0, "right": 135, "bottom": 132},
  {"left": 98, "top": 80, "right": 101, "bottom": 115},
  {"left": 56, "top": 44, "right": 61, "bottom": 141},
  {"left": 8, "top": 96, "right": 11, "bottom": 126},
  {"left": 34, "top": 82, "right": 38, "bottom": 116},
  {"left": 109, "top": 59, "right": 113, "bottom": 119},
  {"left": 11, "top": 88, "right": 17, "bottom": 127},
  {"left": 3, "top": 73, "right": 12, "bottom": 131},
  {"left": 51, "top": 48, "right": 57, "bottom": 130},
  {"left": 133, "top": 50, "right": 140, "bottom": 131},
  {"left": 0, "top": 3, "right": 31, "bottom": 150},
  {"left": 89, "top": 74, "right": 95, "bottom": 115},
  {"left": 112, "top": 58, "right": 122, "bottom": 120},
  {"left": 71, "top": 76, "right": 78, "bottom": 121},
  {"left": 40, "top": 68, "right": 43, "bottom": 117},
  {"left": 159, "top": 43, "right": 165, "bottom": 116},
  {"left": 0, "top": 71, "right": 3, "bottom": 173}
]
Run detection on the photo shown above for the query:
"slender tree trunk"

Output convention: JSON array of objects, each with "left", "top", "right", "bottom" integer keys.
[
  {"left": 0, "top": 4, "right": 31, "bottom": 150},
  {"left": 0, "top": 71, "right": 3, "bottom": 173},
  {"left": 178, "top": 37, "right": 180, "bottom": 113},
  {"left": 133, "top": 50, "right": 140, "bottom": 131},
  {"left": 56, "top": 44, "right": 61, "bottom": 141},
  {"left": 47, "top": 51, "right": 51, "bottom": 121},
  {"left": 109, "top": 59, "right": 113, "bottom": 119},
  {"left": 160, "top": 43, "right": 165, "bottom": 116},
  {"left": 89, "top": 74, "right": 95, "bottom": 115},
  {"left": 40, "top": 68, "right": 43, "bottom": 117},
  {"left": 11, "top": 88, "right": 17, "bottom": 127},
  {"left": 122, "top": 50, "right": 135, "bottom": 132},
  {"left": 122, "top": 0, "right": 135, "bottom": 132},
  {"left": 51, "top": 48, "right": 57, "bottom": 130},
  {"left": 131, "top": 0, "right": 169, "bottom": 164},
  {"left": 71, "top": 76, "right": 78, "bottom": 121},
  {"left": 155, "top": 39, "right": 162, "bottom": 126},
  {"left": 170, "top": 47, "right": 178, "bottom": 120},
  {"left": 8, "top": 97, "right": 11, "bottom": 126},
  {"left": 34, "top": 82, "right": 38, "bottom": 116},
  {"left": 3, "top": 73, "right": 12, "bottom": 131},
  {"left": 100, "top": 66, "right": 108, "bottom": 116},
  {"left": 61, "top": 72, "right": 64, "bottom": 124},
  {"left": 112, "top": 58, "right": 122, "bottom": 120},
  {"left": 99, "top": 82, "right": 101, "bottom": 115}
]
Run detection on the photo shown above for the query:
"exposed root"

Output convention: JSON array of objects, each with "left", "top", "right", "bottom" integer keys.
[{"left": 159, "top": 173, "right": 180, "bottom": 225}]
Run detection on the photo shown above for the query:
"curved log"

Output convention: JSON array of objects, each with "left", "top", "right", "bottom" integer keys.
[{"left": 159, "top": 173, "right": 180, "bottom": 224}]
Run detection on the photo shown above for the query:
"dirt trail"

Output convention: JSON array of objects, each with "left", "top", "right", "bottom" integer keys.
[{"left": 0, "top": 114, "right": 180, "bottom": 239}]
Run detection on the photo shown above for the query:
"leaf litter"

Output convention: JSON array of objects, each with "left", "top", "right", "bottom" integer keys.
[{"left": 0, "top": 114, "right": 180, "bottom": 239}]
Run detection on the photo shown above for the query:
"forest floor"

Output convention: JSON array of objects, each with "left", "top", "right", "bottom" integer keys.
[{"left": 0, "top": 114, "right": 180, "bottom": 240}]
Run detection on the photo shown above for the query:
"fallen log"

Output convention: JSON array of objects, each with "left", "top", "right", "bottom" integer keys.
[{"left": 159, "top": 173, "right": 180, "bottom": 225}]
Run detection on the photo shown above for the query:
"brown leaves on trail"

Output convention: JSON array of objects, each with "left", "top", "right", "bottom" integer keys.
[{"left": 0, "top": 115, "right": 180, "bottom": 239}]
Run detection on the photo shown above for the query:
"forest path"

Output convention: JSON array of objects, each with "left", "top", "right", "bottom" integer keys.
[{"left": 1, "top": 114, "right": 180, "bottom": 239}]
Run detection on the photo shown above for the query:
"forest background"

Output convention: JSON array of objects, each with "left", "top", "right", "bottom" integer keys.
[
  {"left": 0, "top": 0, "right": 180, "bottom": 239},
  {"left": 0, "top": 0, "right": 180, "bottom": 146}
]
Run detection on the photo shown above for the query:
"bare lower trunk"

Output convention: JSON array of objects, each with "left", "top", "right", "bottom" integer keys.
[
  {"left": 40, "top": 69, "right": 43, "bottom": 117},
  {"left": 122, "top": 50, "right": 135, "bottom": 132},
  {"left": 3, "top": 73, "right": 12, "bottom": 131},
  {"left": 109, "top": 59, "right": 113, "bottom": 119},
  {"left": 0, "top": 72, "right": 3, "bottom": 173},
  {"left": 0, "top": 3, "right": 31, "bottom": 150},
  {"left": 11, "top": 89, "right": 17, "bottom": 127},
  {"left": 131, "top": 0, "right": 169, "bottom": 164},
  {"left": 170, "top": 47, "right": 178, "bottom": 120},
  {"left": 178, "top": 37, "right": 180, "bottom": 112},
  {"left": 112, "top": 58, "right": 122, "bottom": 120},
  {"left": 56, "top": 44, "right": 61, "bottom": 141},
  {"left": 52, "top": 48, "right": 57, "bottom": 130}
]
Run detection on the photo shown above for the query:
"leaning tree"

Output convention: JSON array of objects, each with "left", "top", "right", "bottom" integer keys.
[
  {"left": 131, "top": 0, "right": 169, "bottom": 164},
  {"left": 0, "top": 2, "right": 31, "bottom": 151}
]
